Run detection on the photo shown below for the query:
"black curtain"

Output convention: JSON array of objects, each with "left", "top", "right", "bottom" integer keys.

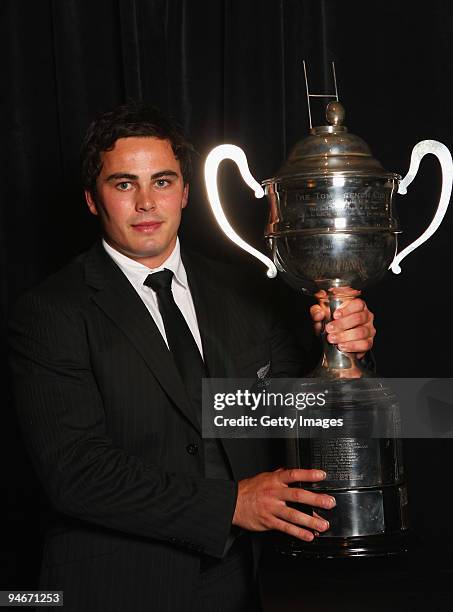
[{"left": 3, "top": 0, "right": 453, "bottom": 589}]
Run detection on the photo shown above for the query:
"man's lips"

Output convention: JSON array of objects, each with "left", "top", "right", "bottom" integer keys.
[{"left": 131, "top": 221, "right": 163, "bottom": 232}]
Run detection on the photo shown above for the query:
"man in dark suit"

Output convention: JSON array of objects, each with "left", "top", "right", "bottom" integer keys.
[{"left": 9, "top": 103, "right": 376, "bottom": 611}]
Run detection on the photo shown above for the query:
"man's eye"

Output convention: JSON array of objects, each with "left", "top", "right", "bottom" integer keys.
[
  {"left": 155, "top": 178, "right": 170, "bottom": 188},
  {"left": 116, "top": 182, "right": 131, "bottom": 191}
]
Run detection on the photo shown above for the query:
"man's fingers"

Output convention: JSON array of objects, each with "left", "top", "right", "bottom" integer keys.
[
  {"left": 327, "top": 311, "right": 370, "bottom": 335},
  {"left": 310, "top": 304, "right": 325, "bottom": 322},
  {"left": 270, "top": 517, "right": 315, "bottom": 542},
  {"left": 327, "top": 325, "right": 373, "bottom": 345},
  {"left": 311, "top": 298, "right": 376, "bottom": 355},
  {"left": 279, "top": 487, "right": 336, "bottom": 510},
  {"left": 314, "top": 290, "right": 328, "bottom": 300},
  {"left": 326, "top": 302, "right": 375, "bottom": 353},
  {"left": 276, "top": 506, "right": 331, "bottom": 532},
  {"left": 334, "top": 298, "right": 366, "bottom": 317},
  {"left": 278, "top": 468, "right": 327, "bottom": 485}
]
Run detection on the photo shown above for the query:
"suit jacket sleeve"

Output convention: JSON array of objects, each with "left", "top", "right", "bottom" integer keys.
[{"left": 9, "top": 290, "right": 237, "bottom": 559}]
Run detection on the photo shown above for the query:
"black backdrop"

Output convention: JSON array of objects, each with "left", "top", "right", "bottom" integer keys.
[{"left": 2, "top": 0, "right": 453, "bottom": 591}]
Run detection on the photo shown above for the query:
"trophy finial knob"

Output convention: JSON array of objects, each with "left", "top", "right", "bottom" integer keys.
[{"left": 326, "top": 101, "right": 345, "bottom": 126}]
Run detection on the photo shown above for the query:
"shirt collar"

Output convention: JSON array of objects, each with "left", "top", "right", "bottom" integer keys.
[{"left": 102, "top": 237, "right": 188, "bottom": 289}]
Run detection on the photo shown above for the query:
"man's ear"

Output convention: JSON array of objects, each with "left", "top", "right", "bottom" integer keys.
[
  {"left": 85, "top": 190, "right": 98, "bottom": 216},
  {"left": 182, "top": 183, "right": 189, "bottom": 209}
]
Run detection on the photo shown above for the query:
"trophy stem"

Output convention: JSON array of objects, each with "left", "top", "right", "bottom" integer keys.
[{"left": 312, "top": 291, "right": 370, "bottom": 379}]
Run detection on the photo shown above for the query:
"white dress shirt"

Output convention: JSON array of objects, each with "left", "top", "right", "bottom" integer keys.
[{"left": 102, "top": 238, "right": 204, "bottom": 357}]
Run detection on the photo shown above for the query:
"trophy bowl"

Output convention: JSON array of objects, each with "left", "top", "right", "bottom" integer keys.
[{"left": 265, "top": 175, "right": 399, "bottom": 295}]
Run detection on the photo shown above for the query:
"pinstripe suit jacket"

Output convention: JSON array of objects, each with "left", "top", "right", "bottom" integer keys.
[{"left": 8, "top": 240, "right": 302, "bottom": 612}]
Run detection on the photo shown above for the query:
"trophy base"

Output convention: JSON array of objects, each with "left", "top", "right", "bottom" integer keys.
[{"left": 275, "top": 530, "right": 409, "bottom": 559}]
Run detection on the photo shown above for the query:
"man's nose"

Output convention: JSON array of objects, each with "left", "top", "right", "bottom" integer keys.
[{"left": 136, "top": 188, "right": 156, "bottom": 211}]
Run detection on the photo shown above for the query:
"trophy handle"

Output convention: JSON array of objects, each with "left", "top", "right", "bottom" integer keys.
[
  {"left": 204, "top": 144, "right": 278, "bottom": 278},
  {"left": 390, "top": 139, "right": 453, "bottom": 274}
]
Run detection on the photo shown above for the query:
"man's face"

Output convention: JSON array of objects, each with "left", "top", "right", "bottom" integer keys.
[{"left": 85, "top": 136, "right": 189, "bottom": 268}]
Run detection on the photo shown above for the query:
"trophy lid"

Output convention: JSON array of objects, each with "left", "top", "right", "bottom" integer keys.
[{"left": 265, "top": 101, "right": 398, "bottom": 183}]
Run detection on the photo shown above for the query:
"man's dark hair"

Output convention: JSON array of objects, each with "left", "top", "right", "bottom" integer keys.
[{"left": 81, "top": 101, "right": 195, "bottom": 196}]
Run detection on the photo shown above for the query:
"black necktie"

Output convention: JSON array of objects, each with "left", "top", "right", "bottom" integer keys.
[
  {"left": 143, "top": 269, "right": 206, "bottom": 420},
  {"left": 144, "top": 268, "right": 233, "bottom": 502}
]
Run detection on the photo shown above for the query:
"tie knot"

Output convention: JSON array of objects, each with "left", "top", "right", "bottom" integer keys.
[{"left": 144, "top": 269, "right": 174, "bottom": 292}]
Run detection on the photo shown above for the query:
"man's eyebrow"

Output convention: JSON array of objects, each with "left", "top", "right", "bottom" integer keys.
[
  {"left": 151, "top": 170, "right": 179, "bottom": 179},
  {"left": 105, "top": 173, "right": 138, "bottom": 182},
  {"left": 105, "top": 170, "right": 179, "bottom": 182}
]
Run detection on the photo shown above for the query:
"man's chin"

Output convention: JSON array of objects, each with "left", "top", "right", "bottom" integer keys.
[{"left": 123, "top": 240, "right": 176, "bottom": 267}]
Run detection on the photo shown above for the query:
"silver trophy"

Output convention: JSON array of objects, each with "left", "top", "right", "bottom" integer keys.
[{"left": 204, "top": 66, "right": 453, "bottom": 556}]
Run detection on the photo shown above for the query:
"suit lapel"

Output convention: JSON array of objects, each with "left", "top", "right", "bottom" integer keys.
[
  {"left": 84, "top": 242, "right": 200, "bottom": 434},
  {"left": 181, "top": 250, "right": 233, "bottom": 379},
  {"left": 182, "top": 251, "right": 251, "bottom": 474}
]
